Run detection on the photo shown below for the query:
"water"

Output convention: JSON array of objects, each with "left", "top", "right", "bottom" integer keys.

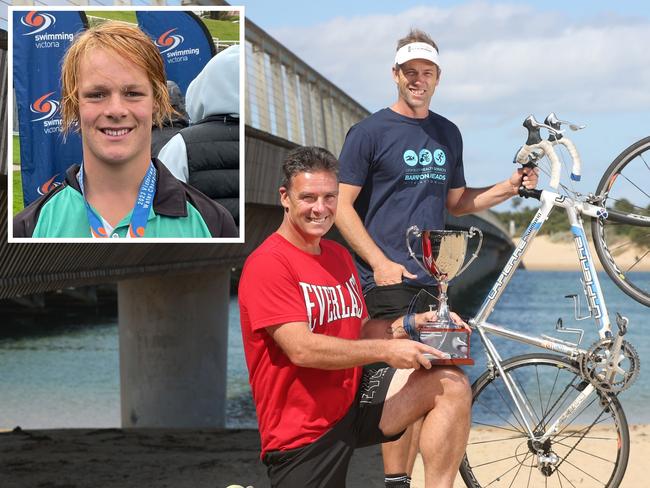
[{"left": 1, "top": 271, "right": 648, "bottom": 429}]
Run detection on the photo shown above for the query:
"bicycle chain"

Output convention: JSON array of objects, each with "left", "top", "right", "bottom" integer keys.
[{"left": 579, "top": 339, "right": 640, "bottom": 394}]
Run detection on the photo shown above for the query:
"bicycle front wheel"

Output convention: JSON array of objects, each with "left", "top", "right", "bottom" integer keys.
[
  {"left": 460, "top": 353, "right": 629, "bottom": 488},
  {"left": 591, "top": 136, "right": 650, "bottom": 306}
]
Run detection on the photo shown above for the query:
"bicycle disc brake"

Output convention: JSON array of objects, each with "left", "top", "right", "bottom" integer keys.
[{"left": 580, "top": 339, "right": 640, "bottom": 393}]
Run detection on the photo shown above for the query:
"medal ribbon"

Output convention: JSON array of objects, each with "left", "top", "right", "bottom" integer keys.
[{"left": 77, "top": 162, "right": 157, "bottom": 238}]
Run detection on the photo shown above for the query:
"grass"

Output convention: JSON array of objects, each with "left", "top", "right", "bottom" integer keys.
[
  {"left": 13, "top": 170, "right": 23, "bottom": 215},
  {"left": 85, "top": 11, "right": 239, "bottom": 41},
  {"left": 86, "top": 11, "right": 137, "bottom": 25},
  {"left": 13, "top": 135, "right": 19, "bottom": 165},
  {"left": 202, "top": 17, "right": 240, "bottom": 41},
  {"left": 12, "top": 135, "right": 23, "bottom": 214}
]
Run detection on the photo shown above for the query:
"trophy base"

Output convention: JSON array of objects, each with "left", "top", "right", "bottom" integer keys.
[
  {"left": 419, "top": 326, "right": 473, "bottom": 366},
  {"left": 422, "top": 354, "right": 475, "bottom": 366}
]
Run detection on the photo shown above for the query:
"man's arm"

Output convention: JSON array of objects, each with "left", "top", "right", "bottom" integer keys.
[
  {"left": 336, "top": 183, "right": 416, "bottom": 285},
  {"left": 447, "top": 166, "right": 538, "bottom": 216},
  {"left": 267, "top": 312, "right": 446, "bottom": 371}
]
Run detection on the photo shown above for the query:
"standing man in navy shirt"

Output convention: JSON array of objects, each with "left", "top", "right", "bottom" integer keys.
[{"left": 336, "top": 29, "right": 538, "bottom": 487}]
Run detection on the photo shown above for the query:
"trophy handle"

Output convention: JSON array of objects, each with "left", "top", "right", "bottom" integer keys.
[
  {"left": 405, "top": 225, "right": 431, "bottom": 276},
  {"left": 456, "top": 226, "right": 484, "bottom": 276}
]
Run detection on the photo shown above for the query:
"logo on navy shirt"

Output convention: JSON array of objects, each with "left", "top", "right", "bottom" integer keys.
[
  {"left": 402, "top": 147, "right": 447, "bottom": 184},
  {"left": 433, "top": 149, "right": 446, "bottom": 166}
]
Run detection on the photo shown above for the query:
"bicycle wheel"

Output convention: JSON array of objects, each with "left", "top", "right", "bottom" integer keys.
[
  {"left": 591, "top": 136, "right": 650, "bottom": 306},
  {"left": 459, "top": 353, "right": 629, "bottom": 488}
]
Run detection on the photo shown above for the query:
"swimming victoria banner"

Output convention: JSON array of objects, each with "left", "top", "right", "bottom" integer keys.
[
  {"left": 136, "top": 11, "right": 216, "bottom": 97},
  {"left": 13, "top": 10, "right": 86, "bottom": 206}
]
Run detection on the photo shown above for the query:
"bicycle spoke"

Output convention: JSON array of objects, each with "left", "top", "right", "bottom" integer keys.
[
  {"left": 543, "top": 367, "right": 563, "bottom": 423},
  {"left": 639, "top": 150, "right": 650, "bottom": 171},
  {"left": 605, "top": 236, "right": 649, "bottom": 251},
  {"left": 556, "top": 467, "right": 579, "bottom": 488},
  {"left": 626, "top": 249, "right": 650, "bottom": 272},
  {"left": 508, "top": 453, "right": 527, "bottom": 488},
  {"left": 511, "top": 367, "right": 543, "bottom": 427},
  {"left": 554, "top": 406, "right": 612, "bottom": 476},
  {"left": 480, "top": 378, "right": 529, "bottom": 432},
  {"left": 555, "top": 467, "right": 564, "bottom": 488},
  {"left": 536, "top": 366, "right": 544, "bottom": 425},
  {"left": 557, "top": 456, "right": 608, "bottom": 485},
  {"left": 536, "top": 377, "right": 581, "bottom": 431},
  {"left": 554, "top": 439, "right": 617, "bottom": 464},
  {"left": 471, "top": 421, "right": 525, "bottom": 435},
  {"left": 606, "top": 196, "right": 650, "bottom": 215},
  {"left": 615, "top": 172, "right": 650, "bottom": 200},
  {"left": 472, "top": 452, "right": 525, "bottom": 469},
  {"left": 553, "top": 393, "right": 602, "bottom": 440},
  {"left": 482, "top": 452, "right": 534, "bottom": 487},
  {"left": 474, "top": 393, "right": 526, "bottom": 434},
  {"left": 467, "top": 433, "right": 527, "bottom": 445}
]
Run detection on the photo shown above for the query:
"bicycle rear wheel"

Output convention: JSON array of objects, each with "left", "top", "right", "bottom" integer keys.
[
  {"left": 459, "top": 353, "right": 629, "bottom": 488},
  {"left": 591, "top": 136, "right": 650, "bottom": 306}
]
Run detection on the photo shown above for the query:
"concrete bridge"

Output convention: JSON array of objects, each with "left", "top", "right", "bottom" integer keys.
[{"left": 0, "top": 2, "right": 513, "bottom": 429}]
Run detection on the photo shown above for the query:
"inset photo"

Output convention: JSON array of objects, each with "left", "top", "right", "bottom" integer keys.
[{"left": 8, "top": 5, "right": 244, "bottom": 241}]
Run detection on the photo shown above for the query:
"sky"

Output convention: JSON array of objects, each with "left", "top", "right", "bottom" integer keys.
[
  {"left": 238, "top": 0, "right": 650, "bottom": 209},
  {"left": 2, "top": 0, "right": 648, "bottom": 210}
]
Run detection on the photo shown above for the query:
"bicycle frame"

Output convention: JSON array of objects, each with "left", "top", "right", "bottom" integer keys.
[{"left": 467, "top": 189, "right": 615, "bottom": 442}]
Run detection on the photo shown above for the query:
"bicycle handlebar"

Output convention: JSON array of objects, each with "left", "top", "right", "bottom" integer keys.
[{"left": 515, "top": 113, "right": 584, "bottom": 189}]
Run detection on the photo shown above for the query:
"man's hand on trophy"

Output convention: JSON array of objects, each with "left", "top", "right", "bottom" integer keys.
[
  {"left": 415, "top": 311, "right": 471, "bottom": 334},
  {"left": 383, "top": 339, "right": 450, "bottom": 370},
  {"left": 373, "top": 257, "right": 417, "bottom": 285}
]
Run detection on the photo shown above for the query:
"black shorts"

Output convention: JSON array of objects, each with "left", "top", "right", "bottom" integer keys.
[
  {"left": 364, "top": 282, "right": 439, "bottom": 319},
  {"left": 263, "top": 366, "right": 403, "bottom": 488}
]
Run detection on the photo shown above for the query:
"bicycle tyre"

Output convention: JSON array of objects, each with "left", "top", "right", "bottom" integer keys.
[
  {"left": 459, "top": 353, "right": 629, "bottom": 488},
  {"left": 591, "top": 136, "right": 650, "bottom": 306}
]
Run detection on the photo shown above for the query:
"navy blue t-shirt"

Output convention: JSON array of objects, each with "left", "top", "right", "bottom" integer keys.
[{"left": 338, "top": 108, "right": 466, "bottom": 293}]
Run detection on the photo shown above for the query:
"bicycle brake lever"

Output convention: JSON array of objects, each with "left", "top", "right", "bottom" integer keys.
[
  {"left": 545, "top": 112, "right": 585, "bottom": 132},
  {"left": 523, "top": 115, "right": 543, "bottom": 145},
  {"left": 545, "top": 113, "right": 564, "bottom": 141}
]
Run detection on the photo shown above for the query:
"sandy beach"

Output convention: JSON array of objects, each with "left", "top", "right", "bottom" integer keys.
[
  {"left": 517, "top": 234, "right": 650, "bottom": 271},
  {"left": 1, "top": 424, "right": 648, "bottom": 487}
]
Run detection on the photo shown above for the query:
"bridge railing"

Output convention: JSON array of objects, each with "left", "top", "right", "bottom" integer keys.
[{"left": 244, "top": 20, "right": 369, "bottom": 156}]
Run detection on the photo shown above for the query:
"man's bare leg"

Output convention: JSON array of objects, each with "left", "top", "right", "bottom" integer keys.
[
  {"left": 381, "top": 424, "right": 413, "bottom": 485},
  {"left": 379, "top": 366, "right": 472, "bottom": 488},
  {"left": 380, "top": 418, "right": 423, "bottom": 484}
]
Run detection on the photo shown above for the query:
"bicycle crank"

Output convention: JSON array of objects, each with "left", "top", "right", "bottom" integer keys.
[{"left": 580, "top": 339, "right": 640, "bottom": 393}]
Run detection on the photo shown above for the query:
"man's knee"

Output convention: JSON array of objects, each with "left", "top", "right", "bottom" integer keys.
[{"left": 425, "top": 366, "right": 472, "bottom": 407}]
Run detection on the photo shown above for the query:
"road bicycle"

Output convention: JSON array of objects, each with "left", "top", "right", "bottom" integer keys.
[{"left": 455, "top": 114, "right": 647, "bottom": 488}]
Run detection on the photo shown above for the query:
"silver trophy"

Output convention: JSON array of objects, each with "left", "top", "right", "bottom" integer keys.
[{"left": 405, "top": 226, "right": 483, "bottom": 365}]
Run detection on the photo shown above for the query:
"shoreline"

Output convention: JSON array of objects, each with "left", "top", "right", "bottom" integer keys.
[
  {"left": 1, "top": 425, "right": 648, "bottom": 487},
  {"left": 515, "top": 235, "right": 650, "bottom": 271}
]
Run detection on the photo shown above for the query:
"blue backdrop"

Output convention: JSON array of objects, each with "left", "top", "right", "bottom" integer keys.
[
  {"left": 137, "top": 11, "right": 215, "bottom": 96},
  {"left": 13, "top": 10, "right": 87, "bottom": 206}
]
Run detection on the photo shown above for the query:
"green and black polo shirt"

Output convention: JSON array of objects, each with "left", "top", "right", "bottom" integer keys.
[{"left": 13, "top": 159, "right": 238, "bottom": 238}]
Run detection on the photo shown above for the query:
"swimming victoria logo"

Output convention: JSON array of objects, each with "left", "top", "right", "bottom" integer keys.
[
  {"left": 30, "top": 92, "right": 59, "bottom": 123},
  {"left": 155, "top": 28, "right": 200, "bottom": 63},
  {"left": 402, "top": 146, "right": 448, "bottom": 184},
  {"left": 20, "top": 12, "right": 73, "bottom": 48}
]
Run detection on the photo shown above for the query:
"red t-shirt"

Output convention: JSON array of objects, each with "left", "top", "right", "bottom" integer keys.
[{"left": 238, "top": 233, "right": 367, "bottom": 457}]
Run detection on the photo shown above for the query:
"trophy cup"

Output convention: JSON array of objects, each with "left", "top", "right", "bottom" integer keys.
[{"left": 405, "top": 226, "right": 483, "bottom": 365}]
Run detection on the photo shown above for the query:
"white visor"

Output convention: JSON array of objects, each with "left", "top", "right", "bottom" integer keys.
[{"left": 394, "top": 42, "right": 440, "bottom": 68}]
